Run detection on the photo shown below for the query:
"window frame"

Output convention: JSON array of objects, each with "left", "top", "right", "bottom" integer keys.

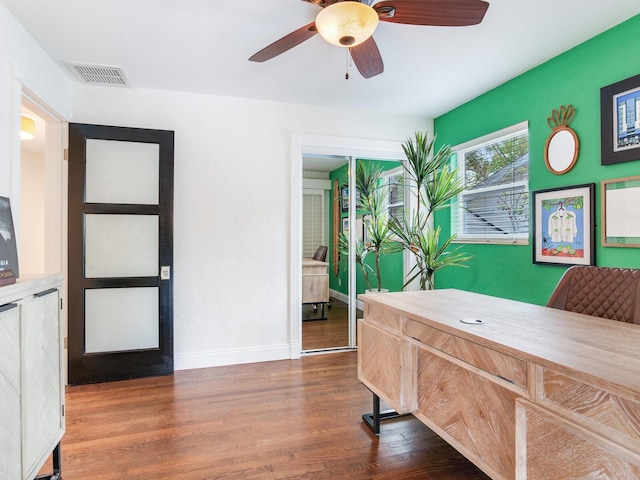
[
  {"left": 451, "top": 121, "right": 530, "bottom": 245},
  {"left": 382, "top": 166, "right": 404, "bottom": 221},
  {"left": 377, "top": 166, "right": 405, "bottom": 241}
]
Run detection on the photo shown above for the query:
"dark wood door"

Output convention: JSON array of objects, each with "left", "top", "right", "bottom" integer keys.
[{"left": 68, "top": 123, "right": 174, "bottom": 384}]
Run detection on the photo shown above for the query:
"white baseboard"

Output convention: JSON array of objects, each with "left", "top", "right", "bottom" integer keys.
[
  {"left": 175, "top": 343, "right": 291, "bottom": 371},
  {"left": 330, "top": 289, "right": 364, "bottom": 311}
]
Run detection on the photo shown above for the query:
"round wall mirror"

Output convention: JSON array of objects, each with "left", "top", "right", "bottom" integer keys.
[
  {"left": 545, "top": 127, "right": 579, "bottom": 174},
  {"left": 544, "top": 105, "right": 579, "bottom": 175}
]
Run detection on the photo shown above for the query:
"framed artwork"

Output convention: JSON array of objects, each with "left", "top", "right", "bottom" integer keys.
[
  {"left": 341, "top": 186, "right": 349, "bottom": 212},
  {"left": 0, "top": 196, "right": 19, "bottom": 281},
  {"left": 532, "top": 184, "right": 595, "bottom": 266},
  {"left": 342, "top": 216, "right": 365, "bottom": 242},
  {"left": 602, "top": 175, "right": 640, "bottom": 247},
  {"left": 600, "top": 73, "right": 640, "bottom": 165}
]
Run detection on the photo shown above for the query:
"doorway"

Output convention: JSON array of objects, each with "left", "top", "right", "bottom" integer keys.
[
  {"left": 18, "top": 93, "right": 65, "bottom": 279},
  {"left": 291, "top": 133, "right": 407, "bottom": 357},
  {"left": 302, "top": 154, "right": 349, "bottom": 351}
]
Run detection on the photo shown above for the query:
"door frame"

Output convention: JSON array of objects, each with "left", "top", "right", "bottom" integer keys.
[
  {"left": 67, "top": 123, "right": 174, "bottom": 384},
  {"left": 290, "top": 133, "right": 406, "bottom": 358},
  {"left": 17, "top": 86, "right": 67, "bottom": 381}
]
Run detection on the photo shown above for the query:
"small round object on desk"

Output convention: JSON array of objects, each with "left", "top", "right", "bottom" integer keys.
[{"left": 460, "top": 318, "right": 484, "bottom": 325}]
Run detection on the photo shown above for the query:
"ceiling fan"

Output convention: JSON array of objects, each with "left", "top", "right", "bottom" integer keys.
[{"left": 249, "top": 0, "right": 490, "bottom": 79}]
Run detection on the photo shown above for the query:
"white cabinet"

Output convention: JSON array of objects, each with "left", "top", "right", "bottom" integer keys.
[
  {"left": 0, "top": 302, "right": 21, "bottom": 480},
  {"left": 0, "top": 274, "right": 64, "bottom": 480}
]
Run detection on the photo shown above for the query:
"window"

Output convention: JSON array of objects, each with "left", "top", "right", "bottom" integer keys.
[
  {"left": 452, "top": 122, "right": 529, "bottom": 243},
  {"left": 383, "top": 167, "right": 404, "bottom": 227},
  {"left": 302, "top": 189, "right": 325, "bottom": 257}
]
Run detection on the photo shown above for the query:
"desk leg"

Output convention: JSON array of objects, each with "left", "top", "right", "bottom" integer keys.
[
  {"left": 302, "top": 302, "right": 328, "bottom": 321},
  {"left": 35, "top": 442, "right": 61, "bottom": 479},
  {"left": 362, "top": 392, "right": 407, "bottom": 435}
]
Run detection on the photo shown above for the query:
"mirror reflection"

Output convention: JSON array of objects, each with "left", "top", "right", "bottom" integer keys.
[
  {"left": 301, "top": 156, "right": 404, "bottom": 352},
  {"left": 302, "top": 155, "right": 350, "bottom": 351}
]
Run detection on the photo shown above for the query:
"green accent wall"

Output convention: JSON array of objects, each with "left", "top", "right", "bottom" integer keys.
[
  {"left": 329, "top": 160, "right": 404, "bottom": 296},
  {"left": 434, "top": 14, "right": 640, "bottom": 305}
]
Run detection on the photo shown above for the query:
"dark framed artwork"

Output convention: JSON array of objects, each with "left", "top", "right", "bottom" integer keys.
[
  {"left": 341, "top": 186, "right": 349, "bottom": 212},
  {"left": 601, "top": 73, "right": 640, "bottom": 165},
  {"left": 0, "top": 196, "right": 19, "bottom": 280},
  {"left": 342, "top": 216, "right": 349, "bottom": 235},
  {"left": 532, "top": 184, "right": 595, "bottom": 266},
  {"left": 602, "top": 175, "right": 640, "bottom": 247}
]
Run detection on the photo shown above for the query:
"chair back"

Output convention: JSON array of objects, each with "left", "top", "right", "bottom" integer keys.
[
  {"left": 546, "top": 265, "right": 640, "bottom": 324},
  {"left": 312, "top": 245, "right": 328, "bottom": 262}
]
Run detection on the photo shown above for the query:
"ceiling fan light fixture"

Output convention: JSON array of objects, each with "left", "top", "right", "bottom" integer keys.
[
  {"left": 315, "top": 2, "right": 379, "bottom": 48},
  {"left": 20, "top": 115, "right": 35, "bottom": 140}
]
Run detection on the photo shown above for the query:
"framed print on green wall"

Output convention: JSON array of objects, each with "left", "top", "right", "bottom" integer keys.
[
  {"left": 602, "top": 175, "right": 640, "bottom": 247},
  {"left": 601, "top": 73, "right": 640, "bottom": 165},
  {"left": 532, "top": 184, "right": 595, "bottom": 266}
]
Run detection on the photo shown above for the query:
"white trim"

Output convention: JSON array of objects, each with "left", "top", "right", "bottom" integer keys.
[
  {"left": 290, "top": 133, "right": 406, "bottom": 359},
  {"left": 452, "top": 120, "right": 529, "bottom": 153},
  {"left": 302, "top": 178, "right": 331, "bottom": 190},
  {"left": 175, "top": 343, "right": 292, "bottom": 371},
  {"left": 452, "top": 121, "right": 529, "bottom": 244}
]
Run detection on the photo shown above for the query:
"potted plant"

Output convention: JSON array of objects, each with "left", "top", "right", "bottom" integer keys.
[
  {"left": 339, "top": 160, "right": 401, "bottom": 292},
  {"left": 389, "top": 131, "right": 471, "bottom": 290}
]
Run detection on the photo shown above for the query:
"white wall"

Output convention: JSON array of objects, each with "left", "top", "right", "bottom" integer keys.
[
  {"left": 72, "top": 86, "right": 430, "bottom": 369},
  {"left": 0, "top": 1, "right": 433, "bottom": 370},
  {"left": 19, "top": 148, "right": 44, "bottom": 275},
  {"left": 0, "top": 3, "right": 72, "bottom": 226}
]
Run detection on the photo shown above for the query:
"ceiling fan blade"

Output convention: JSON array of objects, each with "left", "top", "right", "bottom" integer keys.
[
  {"left": 350, "top": 37, "right": 384, "bottom": 79},
  {"left": 249, "top": 22, "right": 318, "bottom": 62},
  {"left": 375, "top": 0, "right": 489, "bottom": 26}
]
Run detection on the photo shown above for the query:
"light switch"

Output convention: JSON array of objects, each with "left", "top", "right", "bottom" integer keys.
[{"left": 160, "top": 266, "right": 171, "bottom": 280}]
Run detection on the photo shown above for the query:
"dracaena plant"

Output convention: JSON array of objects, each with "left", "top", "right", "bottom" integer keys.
[
  {"left": 339, "top": 160, "right": 401, "bottom": 291},
  {"left": 389, "top": 131, "right": 471, "bottom": 290}
]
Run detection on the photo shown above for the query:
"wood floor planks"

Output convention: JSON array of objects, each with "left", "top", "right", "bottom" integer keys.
[
  {"left": 301, "top": 299, "right": 351, "bottom": 350},
  {"left": 57, "top": 352, "right": 489, "bottom": 479}
]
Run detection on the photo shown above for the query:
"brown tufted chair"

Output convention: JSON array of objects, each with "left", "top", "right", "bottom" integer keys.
[{"left": 547, "top": 266, "right": 640, "bottom": 325}]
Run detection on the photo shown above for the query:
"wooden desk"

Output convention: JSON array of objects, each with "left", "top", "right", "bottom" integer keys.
[
  {"left": 302, "top": 258, "right": 329, "bottom": 320},
  {"left": 358, "top": 289, "right": 640, "bottom": 480}
]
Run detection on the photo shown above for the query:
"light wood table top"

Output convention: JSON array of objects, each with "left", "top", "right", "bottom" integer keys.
[{"left": 360, "top": 289, "right": 640, "bottom": 398}]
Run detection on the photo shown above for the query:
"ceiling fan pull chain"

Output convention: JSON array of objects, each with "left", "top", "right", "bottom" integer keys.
[{"left": 345, "top": 48, "right": 351, "bottom": 80}]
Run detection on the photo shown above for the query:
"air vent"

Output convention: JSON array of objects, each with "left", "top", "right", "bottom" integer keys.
[{"left": 66, "top": 63, "right": 128, "bottom": 87}]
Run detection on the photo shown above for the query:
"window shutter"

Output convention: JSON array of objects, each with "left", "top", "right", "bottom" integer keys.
[{"left": 303, "top": 191, "right": 324, "bottom": 257}]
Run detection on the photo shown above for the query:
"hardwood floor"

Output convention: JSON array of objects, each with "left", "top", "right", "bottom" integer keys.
[
  {"left": 55, "top": 352, "right": 489, "bottom": 479},
  {"left": 301, "top": 298, "right": 351, "bottom": 350}
]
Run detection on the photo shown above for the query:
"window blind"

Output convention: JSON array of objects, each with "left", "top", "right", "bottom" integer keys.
[{"left": 303, "top": 191, "right": 325, "bottom": 257}]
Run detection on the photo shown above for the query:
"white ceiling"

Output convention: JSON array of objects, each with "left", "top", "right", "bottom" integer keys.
[{"left": 4, "top": 0, "right": 640, "bottom": 118}]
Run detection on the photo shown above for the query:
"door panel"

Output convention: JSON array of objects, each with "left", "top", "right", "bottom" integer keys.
[
  {"left": 85, "top": 214, "right": 159, "bottom": 278},
  {"left": 84, "top": 287, "right": 159, "bottom": 353},
  {"left": 68, "top": 123, "right": 174, "bottom": 385},
  {"left": 85, "top": 139, "right": 159, "bottom": 204}
]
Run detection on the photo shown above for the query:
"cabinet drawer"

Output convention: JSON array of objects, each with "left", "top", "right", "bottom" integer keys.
[
  {"left": 407, "top": 320, "right": 527, "bottom": 388},
  {"left": 519, "top": 399, "right": 640, "bottom": 480},
  {"left": 415, "top": 347, "right": 518, "bottom": 480},
  {"left": 358, "top": 319, "right": 410, "bottom": 414},
  {"left": 0, "top": 303, "right": 21, "bottom": 480},
  {"left": 365, "top": 302, "right": 403, "bottom": 333},
  {"left": 542, "top": 368, "right": 640, "bottom": 443},
  {"left": 301, "top": 274, "right": 328, "bottom": 303}
]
